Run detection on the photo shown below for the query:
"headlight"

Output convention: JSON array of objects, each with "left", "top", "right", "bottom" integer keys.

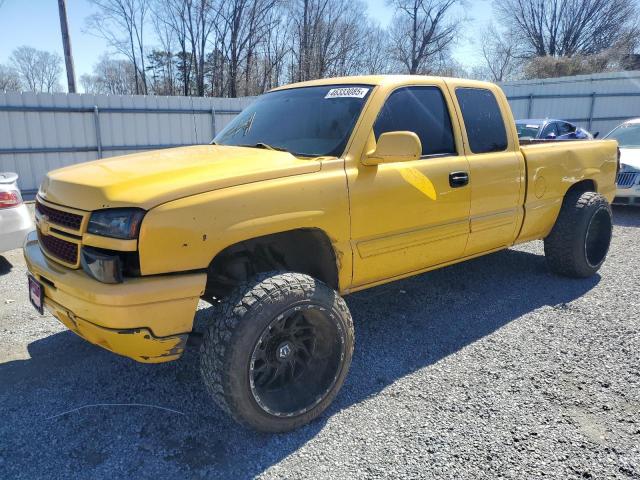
[{"left": 87, "top": 208, "right": 145, "bottom": 240}]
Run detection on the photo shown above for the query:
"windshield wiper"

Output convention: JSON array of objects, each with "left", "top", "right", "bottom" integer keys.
[{"left": 239, "top": 142, "right": 289, "bottom": 152}]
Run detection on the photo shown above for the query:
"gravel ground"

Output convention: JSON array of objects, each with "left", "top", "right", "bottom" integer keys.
[{"left": 0, "top": 206, "right": 638, "bottom": 479}]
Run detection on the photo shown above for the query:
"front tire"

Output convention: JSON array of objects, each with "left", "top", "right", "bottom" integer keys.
[
  {"left": 544, "top": 191, "right": 613, "bottom": 278},
  {"left": 200, "top": 271, "right": 354, "bottom": 432}
]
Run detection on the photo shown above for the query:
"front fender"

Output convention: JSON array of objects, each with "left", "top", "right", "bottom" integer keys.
[{"left": 137, "top": 159, "right": 352, "bottom": 291}]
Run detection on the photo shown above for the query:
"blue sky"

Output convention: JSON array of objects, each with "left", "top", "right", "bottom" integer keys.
[{"left": 0, "top": 0, "right": 492, "bottom": 90}]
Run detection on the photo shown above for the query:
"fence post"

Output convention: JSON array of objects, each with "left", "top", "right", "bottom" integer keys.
[
  {"left": 527, "top": 94, "right": 533, "bottom": 118},
  {"left": 93, "top": 105, "right": 102, "bottom": 158},
  {"left": 588, "top": 92, "right": 596, "bottom": 131},
  {"left": 211, "top": 107, "right": 216, "bottom": 138}
]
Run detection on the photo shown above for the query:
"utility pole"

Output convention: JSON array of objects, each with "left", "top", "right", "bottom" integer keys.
[{"left": 57, "top": 0, "right": 77, "bottom": 93}]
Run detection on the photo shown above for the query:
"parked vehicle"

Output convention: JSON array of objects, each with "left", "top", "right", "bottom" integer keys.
[
  {"left": 0, "top": 173, "right": 34, "bottom": 254},
  {"left": 24, "top": 76, "right": 618, "bottom": 432},
  {"left": 516, "top": 119, "right": 595, "bottom": 140},
  {"left": 604, "top": 118, "right": 640, "bottom": 205}
]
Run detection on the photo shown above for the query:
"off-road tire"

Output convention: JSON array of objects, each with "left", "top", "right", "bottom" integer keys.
[
  {"left": 199, "top": 271, "right": 354, "bottom": 432},
  {"left": 544, "top": 191, "right": 612, "bottom": 278}
]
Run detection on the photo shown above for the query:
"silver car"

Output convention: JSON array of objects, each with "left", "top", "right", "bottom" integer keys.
[
  {"left": 0, "top": 173, "right": 34, "bottom": 254},
  {"left": 605, "top": 119, "right": 640, "bottom": 205}
]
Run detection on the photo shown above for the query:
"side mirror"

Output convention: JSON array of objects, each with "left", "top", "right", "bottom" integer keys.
[
  {"left": 593, "top": 132, "right": 600, "bottom": 139},
  {"left": 363, "top": 131, "right": 422, "bottom": 166}
]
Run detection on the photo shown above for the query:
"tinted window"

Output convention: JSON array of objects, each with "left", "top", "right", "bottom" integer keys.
[
  {"left": 515, "top": 122, "right": 540, "bottom": 139},
  {"left": 541, "top": 122, "right": 559, "bottom": 138},
  {"left": 215, "top": 84, "right": 371, "bottom": 157},
  {"left": 455, "top": 88, "right": 508, "bottom": 153},
  {"left": 374, "top": 87, "right": 456, "bottom": 156},
  {"left": 557, "top": 122, "right": 575, "bottom": 135}
]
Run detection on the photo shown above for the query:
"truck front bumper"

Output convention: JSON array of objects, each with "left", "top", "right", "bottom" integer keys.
[
  {"left": 23, "top": 231, "right": 206, "bottom": 363},
  {"left": 613, "top": 184, "right": 640, "bottom": 205}
]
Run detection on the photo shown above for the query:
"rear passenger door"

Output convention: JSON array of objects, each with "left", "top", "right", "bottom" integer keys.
[{"left": 448, "top": 84, "right": 525, "bottom": 256}]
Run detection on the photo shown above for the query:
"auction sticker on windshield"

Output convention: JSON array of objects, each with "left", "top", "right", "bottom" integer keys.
[{"left": 325, "top": 87, "right": 369, "bottom": 99}]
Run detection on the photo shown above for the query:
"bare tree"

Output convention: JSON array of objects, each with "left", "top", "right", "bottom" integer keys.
[
  {"left": 0, "top": 65, "right": 22, "bottom": 92},
  {"left": 86, "top": 0, "right": 149, "bottom": 94},
  {"left": 80, "top": 55, "right": 138, "bottom": 94},
  {"left": 216, "top": 0, "right": 279, "bottom": 97},
  {"left": 156, "top": 0, "right": 193, "bottom": 95},
  {"left": 188, "top": 0, "right": 218, "bottom": 96},
  {"left": 288, "top": 0, "right": 372, "bottom": 82},
  {"left": 477, "top": 24, "right": 522, "bottom": 82},
  {"left": 494, "top": 0, "right": 639, "bottom": 58},
  {"left": 148, "top": 11, "right": 178, "bottom": 95},
  {"left": 358, "top": 24, "right": 392, "bottom": 75},
  {"left": 387, "top": 0, "right": 461, "bottom": 74},
  {"left": 10, "top": 46, "right": 63, "bottom": 93},
  {"left": 154, "top": 0, "right": 219, "bottom": 96},
  {"left": 248, "top": 4, "right": 291, "bottom": 94}
]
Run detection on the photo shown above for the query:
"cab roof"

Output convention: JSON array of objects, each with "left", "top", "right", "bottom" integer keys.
[{"left": 269, "top": 75, "right": 496, "bottom": 92}]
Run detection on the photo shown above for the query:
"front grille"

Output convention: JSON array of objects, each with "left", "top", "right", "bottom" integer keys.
[
  {"left": 35, "top": 199, "right": 83, "bottom": 230},
  {"left": 617, "top": 172, "right": 639, "bottom": 189},
  {"left": 38, "top": 232, "right": 79, "bottom": 265}
]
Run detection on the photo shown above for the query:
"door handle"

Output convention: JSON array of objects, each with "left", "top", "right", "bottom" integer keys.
[{"left": 449, "top": 171, "right": 469, "bottom": 188}]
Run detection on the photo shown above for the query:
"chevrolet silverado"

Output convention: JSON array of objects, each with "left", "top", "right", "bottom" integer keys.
[{"left": 24, "top": 76, "right": 618, "bottom": 432}]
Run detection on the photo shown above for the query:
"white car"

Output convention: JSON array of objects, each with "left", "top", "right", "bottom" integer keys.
[
  {"left": 0, "top": 173, "right": 34, "bottom": 254},
  {"left": 605, "top": 118, "right": 640, "bottom": 205}
]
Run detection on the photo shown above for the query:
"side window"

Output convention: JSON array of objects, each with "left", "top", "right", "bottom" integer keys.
[
  {"left": 374, "top": 86, "right": 456, "bottom": 156},
  {"left": 557, "top": 122, "right": 575, "bottom": 135},
  {"left": 541, "top": 122, "right": 559, "bottom": 138},
  {"left": 455, "top": 88, "right": 508, "bottom": 153}
]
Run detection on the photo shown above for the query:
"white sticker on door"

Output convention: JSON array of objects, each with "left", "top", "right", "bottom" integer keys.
[{"left": 324, "top": 87, "right": 369, "bottom": 99}]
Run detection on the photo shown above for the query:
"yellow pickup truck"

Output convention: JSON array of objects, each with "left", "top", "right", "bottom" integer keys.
[{"left": 24, "top": 76, "right": 617, "bottom": 432}]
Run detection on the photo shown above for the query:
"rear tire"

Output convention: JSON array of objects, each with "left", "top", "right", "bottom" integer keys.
[
  {"left": 544, "top": 191, "right": 612, "bottom": 278},
  {"left": 199, "top": 271, "right": 354, "bottom": 432}
]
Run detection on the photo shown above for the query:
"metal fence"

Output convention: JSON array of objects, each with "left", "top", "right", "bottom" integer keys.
[
  {"left": 0, "top": 92, "right": 253, "bottom": 194},
  {"left": 501, "top": 71, "right": 640, "bottom": 137}
]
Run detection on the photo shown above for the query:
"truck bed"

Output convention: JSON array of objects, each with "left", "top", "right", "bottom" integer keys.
[{"left": 516, "top": 139, "right": 618, "bottom": 243}]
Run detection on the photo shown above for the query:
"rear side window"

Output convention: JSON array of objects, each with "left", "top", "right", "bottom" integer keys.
[
  {"left": 455, "top": 88, "right": 508, "bottom": 153},
  {"left": 541, "top": 122, "right": 559, "bottom": 138},
  {"left": 557, "top": 122, "right": 575, "bottom": 135},
  {"left": 374, "top": 86, "right": 456, "bottom": 156}
]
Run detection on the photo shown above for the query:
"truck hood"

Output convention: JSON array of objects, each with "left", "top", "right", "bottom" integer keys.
[
  {"left": 39, "top": 145, "right": 321, "bottom": 211},
  {"left": 619, "top": 148, "right": 640, "bottom": 172}
]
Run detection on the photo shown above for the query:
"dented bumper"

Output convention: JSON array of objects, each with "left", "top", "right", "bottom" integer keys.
[{"left": 23, "top": 231, "right": 206, "bottom": 363}]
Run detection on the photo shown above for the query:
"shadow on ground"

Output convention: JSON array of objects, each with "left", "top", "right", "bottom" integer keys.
[
  {"left": 0, "top": 248, "right": 599, "bottom": 479},
  {"left": 612, "top": 205, "right": 640, "bottom": 227},
  {"left": 0, "top": 256, "right": 12, "bottom": 275}
]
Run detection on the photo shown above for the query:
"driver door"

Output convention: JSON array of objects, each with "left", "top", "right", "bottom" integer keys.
[{"left": 347, "top": 84, "right": 471, "bottom": 288}]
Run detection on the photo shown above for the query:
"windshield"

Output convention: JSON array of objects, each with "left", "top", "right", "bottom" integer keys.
[
  {"left": 515, "top": 122, "right": 540, "bottom": 138},
  {"left": 214, "top": 85, "right": 372, "bottom": 157},
  {"left": 605, "top": 122, "right": 640, "bottom": 148}
]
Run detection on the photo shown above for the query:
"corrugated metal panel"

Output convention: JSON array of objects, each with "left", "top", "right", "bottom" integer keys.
[
  {"left": 0, "top": 92, "right": 254, "bottom": 193},
  {"left": 501, "top": 71, "right": 640, "bottom": 136}
]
